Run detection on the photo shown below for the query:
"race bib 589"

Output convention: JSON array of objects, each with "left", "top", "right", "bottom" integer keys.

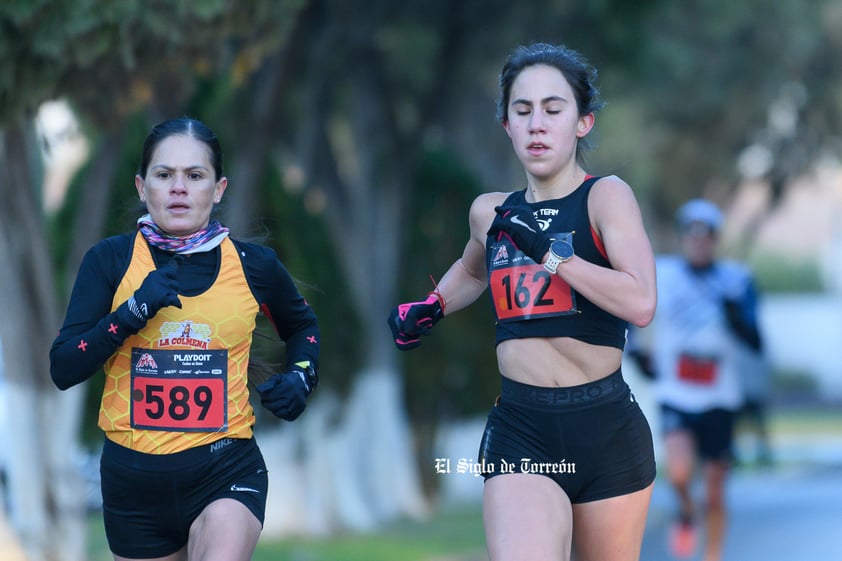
[{"left": 130, "top": 348, "right": 228, "bottom": 432}]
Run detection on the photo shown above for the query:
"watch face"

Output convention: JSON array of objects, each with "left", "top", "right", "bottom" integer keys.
[{"left": 551, "top": 239, "right": 574, "bottom": 260}]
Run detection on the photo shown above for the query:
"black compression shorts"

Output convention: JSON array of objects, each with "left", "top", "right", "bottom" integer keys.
[
  {"left": 660, "top": 404, "right": 736, "bottom": 462},
  {"left": 478, "top": 369, "right": 656, "bottom": 503},
  {"left": 100, "top": 436, "right": 268, "bottom": 558}
]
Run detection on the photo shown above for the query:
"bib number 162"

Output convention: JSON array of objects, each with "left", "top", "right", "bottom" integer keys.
[{"left": 490, "top": 265, "right": 575, "bottom": 321}]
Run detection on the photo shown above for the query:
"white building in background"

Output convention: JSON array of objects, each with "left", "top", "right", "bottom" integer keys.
[
  {"left": 760, "top": 295, "right": 842, "bottom": 400},
  {"left": 722, "top": 152, "right": 842, "bottom": 401}
]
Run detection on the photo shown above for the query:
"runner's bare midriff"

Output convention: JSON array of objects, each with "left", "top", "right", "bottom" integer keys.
[{"left": 496, "top": 337, "right": 623, "bottom": 387}]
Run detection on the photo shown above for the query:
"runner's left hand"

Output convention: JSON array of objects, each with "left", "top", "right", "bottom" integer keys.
[{"left": 256, "top": 368, "right": 312, "bottom": 421}]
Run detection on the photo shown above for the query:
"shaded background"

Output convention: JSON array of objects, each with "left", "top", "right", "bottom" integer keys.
[{"left": 1, "top": 1, "right": 841, "bottom": 560}]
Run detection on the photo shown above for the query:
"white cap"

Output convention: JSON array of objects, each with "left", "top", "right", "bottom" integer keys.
[{"left": 676, "top": 199, "right": 723, "bottom": 231}]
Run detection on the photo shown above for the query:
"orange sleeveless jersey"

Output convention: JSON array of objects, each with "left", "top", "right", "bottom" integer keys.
[{"left": 100, "top": 233, "right": 259, "bottom": 454}]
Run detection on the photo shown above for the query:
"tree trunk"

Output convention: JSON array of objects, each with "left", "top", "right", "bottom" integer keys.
[
  {"left": 302, "top": 74, "right": 427, "bottom": 531},
  {"left": 0, "top": 507, "right": 28, "bottom": 561},
  {"left": 0, "top": 120, "right": 87, "bottom": 561},
  {"left": 253, "top": 25, "right": 430, "bottom": 532},
  {"left": 66, "top": 129, "right": 127, "bottom": 278}
]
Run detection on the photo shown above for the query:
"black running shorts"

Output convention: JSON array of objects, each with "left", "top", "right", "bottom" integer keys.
[
  {"left": 100, "top": 437, "right": 268, "bottom": 558},
  {"left": 660, "top": 404, "right": 736, "bottom": 462},
  {"left": 478, "top": 369, "right": 656, "bottom": 503}
]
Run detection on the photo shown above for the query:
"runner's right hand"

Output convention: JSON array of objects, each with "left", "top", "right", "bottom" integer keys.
[
  {"left": 388, "top": 293, "right": 444, "bottom": 351},
  {"left": 128, "top": 256, "right": 183, "bottom": 322}
]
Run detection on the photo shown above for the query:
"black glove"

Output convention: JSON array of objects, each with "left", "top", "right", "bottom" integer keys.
[
  {"left": 723, "top": 298, "right": 762, "bottom": 351},
  {"left": 116, "top": 256, "right": 182, "bottom": 332},
  {"left": 487, "top": 206, "right": 551, "bottom": 263},
  {"left": 129, "top": 256, "right": 182, "bottom": 320},
  {"left": 256, "top": 365, "right": 315, "bottom": 421},
  {"left": 388, "top": 293, "right": 444, "bottom": 351}
]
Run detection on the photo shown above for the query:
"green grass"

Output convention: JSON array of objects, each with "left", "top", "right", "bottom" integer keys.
[
  {"left": 767, "top": 404, "right": 842, "bottom": 434},
  {"left": 88, "top": 504, "right": 487, "bottom": 561},
  {"left": 252, "top": 506, "right": 486, "bottom": 561}
]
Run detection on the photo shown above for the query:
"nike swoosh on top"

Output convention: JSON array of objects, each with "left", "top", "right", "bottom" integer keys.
[
  {"left": 510, "top": 215, "right": 536, "bottom": 233},
  {"left": 230, "top": 484, "right": 260, "bottom": 493}
]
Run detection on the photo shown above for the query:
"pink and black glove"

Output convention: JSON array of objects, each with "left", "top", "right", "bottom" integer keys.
[
  {"left": 388, "top": 293, "right": 445, "bottom": 351},
  {"left": 487, "top": 206, "right": 551, "bottom": 264}
]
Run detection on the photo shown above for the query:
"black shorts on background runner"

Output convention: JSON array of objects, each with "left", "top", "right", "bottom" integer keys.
[{"left": 660, "top": 404, "right": 736, "bottom": 462}]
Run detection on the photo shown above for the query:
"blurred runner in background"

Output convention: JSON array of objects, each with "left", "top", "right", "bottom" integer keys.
[{"left": 628, "top": 198, "right": 767, "bottom": 561}]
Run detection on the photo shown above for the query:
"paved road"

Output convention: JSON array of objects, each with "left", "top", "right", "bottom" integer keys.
[{"left": 640, "top": 462, "right": 842, "bottom": 561}]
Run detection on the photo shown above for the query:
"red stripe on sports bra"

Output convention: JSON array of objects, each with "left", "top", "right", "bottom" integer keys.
[
  {"left": 583, "top": 175, "right": 609, "bottom": 260},
  {"left": 591, "top": 225, "right": 608, "bottom": 260}
]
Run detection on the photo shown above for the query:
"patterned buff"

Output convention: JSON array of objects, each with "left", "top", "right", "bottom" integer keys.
[{"left": 137, "top": 214, "right": 230, "bottom": 254}]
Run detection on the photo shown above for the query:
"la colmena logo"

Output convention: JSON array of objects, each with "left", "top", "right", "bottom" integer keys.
[{"left": 158, "top": 321, "right": 212, "bottom": 349}]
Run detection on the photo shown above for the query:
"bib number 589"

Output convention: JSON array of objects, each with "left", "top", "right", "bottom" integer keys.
[{"left": 132, "top": 377, "right": 225, "bottom": 431}]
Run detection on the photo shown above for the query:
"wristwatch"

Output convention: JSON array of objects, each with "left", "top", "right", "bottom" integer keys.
[
  {"left": 294, "top": 361, "right": 319, "bottom": 393},
  {"left": 543, "top": 238, "right": 574, "bottom": 274}
]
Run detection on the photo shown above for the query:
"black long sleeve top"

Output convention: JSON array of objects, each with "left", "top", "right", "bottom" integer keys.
[{"left": 50, "top": 233, "right": 320, "bottom": 390}]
